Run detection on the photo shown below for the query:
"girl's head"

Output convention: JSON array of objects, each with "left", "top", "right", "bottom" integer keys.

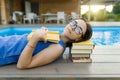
[{"left": 63, "top": 18, "right": 92, "bottom": 44}]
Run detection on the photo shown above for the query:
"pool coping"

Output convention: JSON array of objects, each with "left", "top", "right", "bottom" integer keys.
[
  {"left": 90, "top": 21, "right": 120, "bottom": 26},
  {"left": 0, "top": 21, "right": 120, "bottom": 28}
]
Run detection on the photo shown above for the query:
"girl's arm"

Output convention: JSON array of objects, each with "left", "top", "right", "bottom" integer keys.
[
  {"left": 17, "top": 27, "right": 48, "bottom": 69},
  {"left": 17, "top": 41, "right": 63, "bottom": 69},
  {"left": 18, "top": 43, "right": 63, "bottom": 69},
  {"left": 17, "top": 37, "right": 38, "bottom": 69},
  {"left": 17, "top": 27, "right": 64, "bottom": 69}
]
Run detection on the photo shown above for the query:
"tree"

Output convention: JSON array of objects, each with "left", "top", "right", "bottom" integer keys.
[{"left": 113, "top": 3, "right": 120, "bottom": 14}]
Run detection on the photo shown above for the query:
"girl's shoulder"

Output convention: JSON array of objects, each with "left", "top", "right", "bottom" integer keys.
[{"left": 49, "top": 39, "right": 66, "bottom": 51}]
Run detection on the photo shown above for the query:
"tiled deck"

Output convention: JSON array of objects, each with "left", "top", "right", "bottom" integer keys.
[{"left": 0, "top": 46, "right": 120, "bottom": 79}]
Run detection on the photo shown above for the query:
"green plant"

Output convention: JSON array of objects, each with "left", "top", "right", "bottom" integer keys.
[
  {"left": 113, "top": 3, "right": 120, "bottom": 14},
  {"left": 114, "top": 14, "right": 120, "bottom": 21},
  {"left": 105, "top": 13, "right": 115, "bottom": 20}
]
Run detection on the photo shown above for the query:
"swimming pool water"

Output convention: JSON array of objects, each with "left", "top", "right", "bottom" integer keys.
[
  {"left": 0, "top": 26, "right": 120, "bottom": 46},
  {"left": 92, "top": 27, "right": 120, "bottom": 45}
]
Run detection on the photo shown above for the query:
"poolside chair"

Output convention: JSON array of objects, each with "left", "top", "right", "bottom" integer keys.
[
  {"left": 34, "top": 14, "right": 41, "bottom": 24},
  {"left": 57, "top": 12, "right": 66, "bottom": 24},
  {"left": 12, "top": 11, "right": 23, "bottom": 24},
  {"left": 23, "top": 13, "right": 40, "bottom": 24}
]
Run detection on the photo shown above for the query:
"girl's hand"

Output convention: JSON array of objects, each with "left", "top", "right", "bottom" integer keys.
[{"left": 31, "top": 27, "right": 48, "bottom": 43}]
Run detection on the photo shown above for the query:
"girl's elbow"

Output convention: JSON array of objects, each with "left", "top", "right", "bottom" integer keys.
[
  {"left": 17, "top": 64, "right": 28, "bottom": 69},
  {"left": 17, "top": 65, "right": 25, "bottom": 69},
  {"left": 17, "top": 63, "right": 35, "bottom": 69}
]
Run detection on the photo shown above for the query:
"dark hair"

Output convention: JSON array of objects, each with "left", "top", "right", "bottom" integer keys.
[
  {"left": 66, "top": 18, "right": 92, "bottom": 47},
  {"left": 76, "top": 21, "right": 92, "bottom": 42}
]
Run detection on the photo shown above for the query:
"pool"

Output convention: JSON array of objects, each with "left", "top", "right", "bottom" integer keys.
[
  {"left": 0, "top": 26, "right": 120, "bottom": 46},
  {"left": 92, "top": 26, "right": 120, "bottom": 46}
]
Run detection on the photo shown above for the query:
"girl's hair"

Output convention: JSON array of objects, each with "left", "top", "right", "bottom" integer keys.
[
  {"left": 76, "top": 18, "right": 92, "bottom": 42},
  {"left": 66, "top": 18, "right": 92, "bottom": 47}
]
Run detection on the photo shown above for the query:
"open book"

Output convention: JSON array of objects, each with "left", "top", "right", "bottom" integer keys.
[{"left": 27, "top": 30, "right": 60, "bottom": 43}]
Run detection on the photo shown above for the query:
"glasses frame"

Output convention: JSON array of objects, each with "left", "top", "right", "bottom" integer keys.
[{"left": 69, "top": 20, "right": 83, "bottom": 37}]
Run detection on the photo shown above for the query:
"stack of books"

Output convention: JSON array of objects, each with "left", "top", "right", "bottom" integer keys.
[
  {"left": 71, "top": 40, "right": 94, "bottom": 63},
  {"left": 27, "top": 30, "right": 60, "bottom": 43}
]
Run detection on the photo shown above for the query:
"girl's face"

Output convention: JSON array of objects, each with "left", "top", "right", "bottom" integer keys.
[{"left": 63, "top": 19, "right": 87, "bottom": 41}]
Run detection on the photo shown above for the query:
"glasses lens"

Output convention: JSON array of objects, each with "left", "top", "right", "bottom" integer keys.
[
  {"left": 69, "top": 20, "right": 83, "bottom": 35},
  {"left": 70, "top": 20, "right": 77, "bottom": 28},
  {"left": 75, "top": 27, "right": 82, "bottom": 34}
]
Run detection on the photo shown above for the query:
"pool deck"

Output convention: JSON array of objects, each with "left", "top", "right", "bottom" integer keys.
[
  {"left": 0, "top": 45, "right": 120, "bottom": 79},
  {"left": 0, "top": 22, "right": 120, "bottom": 79}
]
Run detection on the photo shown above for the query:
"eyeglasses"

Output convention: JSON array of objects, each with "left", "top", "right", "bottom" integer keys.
[{"left": 69, "top": 20, "right": 83, "bottom": 36}]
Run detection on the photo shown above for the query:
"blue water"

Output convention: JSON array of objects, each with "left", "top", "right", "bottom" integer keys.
[
  {"left": 0, "top": 26, "right": 120, "bottom": 46},
  {"left": 92, "top": 26, "right": 120, "bottom": 45}
]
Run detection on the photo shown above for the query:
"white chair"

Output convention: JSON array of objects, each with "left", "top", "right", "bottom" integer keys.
[
  {"left": 12, "top": 11, "right": 23, "bottom": 24},
  {"left": 57, "top": 12, "right": 66, "bottom": 24},
  {"left": 23, "top": 13, "right": 38, "bottom": 24}
]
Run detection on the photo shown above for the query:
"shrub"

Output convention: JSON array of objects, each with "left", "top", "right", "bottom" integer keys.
[
  {"left": 105, "top": 14, "right": 115, "bottom": 21},
  {"left": 114, "top": 14, "right": 120, "bottom": 21}
]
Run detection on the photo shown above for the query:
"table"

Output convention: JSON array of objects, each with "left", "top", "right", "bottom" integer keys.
[{"left": 41, "top": 13, "right": 57, "bottom": 23}]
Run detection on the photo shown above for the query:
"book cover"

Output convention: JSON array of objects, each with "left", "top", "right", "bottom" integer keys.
[
  {"left": 72, "top": 40, "right": 95, "bottom": 49},
  {"left": 46, "top": 31, "right": 59, "bottom": 41},
  {"left": 73, "top": 40, "right": 94, "bottom": 45},
  {"left": 27, "top": 30, "right": 60, "bottom": 43},
  {"left": 72, "top": 57, "right": 92, "bottom": 63},
  {"left": 72, "top": 45, "right": 94, "bottom": 49},
  {"left": 72, "top": 54, "right": 90, "bottom": 58},
  {"left": 71, "top": 49, "right": 92, "bottom": 54}
]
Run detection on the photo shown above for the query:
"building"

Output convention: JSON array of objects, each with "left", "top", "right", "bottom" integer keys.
[{"left": 0, "top": 0, "right": 81, "bottom": 24}]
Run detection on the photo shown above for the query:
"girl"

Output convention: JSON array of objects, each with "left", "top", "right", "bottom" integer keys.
[{"left": 0, "top": 18, "right": 92, "bottom": 69}]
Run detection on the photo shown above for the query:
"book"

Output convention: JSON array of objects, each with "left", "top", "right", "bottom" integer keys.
[
  {"left": 46, "top": 31, "right": 59, "bottom": 43},
  {"left": 72, "top": 54, "right": 90, "bottom": 58},
  {"left": 71, "top": 49, "right": 92, "bottom": 54},
  {"left": 71, "top": 40, "right": 94, "bottom": 63},
  {"left": 27, "top": 30, "right": 60, "bottom": 43},
  {"left": 72, "top": 57, "right": 92, "bottom": 63},
  {"left": 72, "top": 40, "right": 95, "bottom": 49},
  {"left": 72, "top": 45, "right": 94, "bottom": 49}
]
